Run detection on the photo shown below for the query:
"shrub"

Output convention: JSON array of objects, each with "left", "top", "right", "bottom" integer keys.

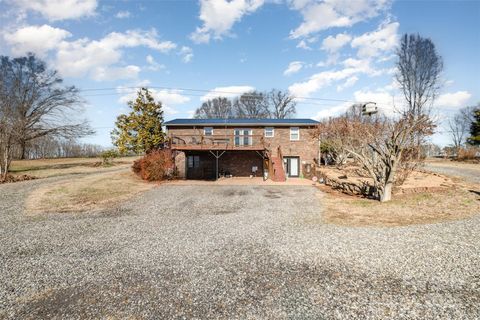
[
  {"left": 457, "top": 147, "right": 479, "bottom": 161},
  {"left": 132, "top": 149, "right": 174, "bottom": 181},
  {"left": 101, "top": 149, "right": 119, "bottom": 165}
]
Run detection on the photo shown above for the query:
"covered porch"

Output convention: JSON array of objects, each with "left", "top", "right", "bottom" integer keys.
[{"left": 177, "top": 150, "right": 268, "bottom": 180}]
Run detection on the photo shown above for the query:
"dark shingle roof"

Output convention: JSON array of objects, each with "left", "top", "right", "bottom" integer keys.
[{"left": 164, "top": 118, "right": 319, "bottom": 126}]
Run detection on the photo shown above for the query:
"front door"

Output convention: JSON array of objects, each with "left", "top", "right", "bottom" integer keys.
[{"left": 283, "top": 157, "right": 299, "bottom": 177}]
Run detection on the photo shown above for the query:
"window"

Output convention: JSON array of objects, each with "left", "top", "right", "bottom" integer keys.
[
  {"left": 187, "top": 155, "right": 200, "bottom": 168},
  {"left": 264, "top": 127, "right": 274, "bottom": 138},
  {"left": 204, "top": 127, "right": 213, "bottom": 136},
  {"left": 290, "top": 127, "right": 300, "bottom": 141},
  {"left": 234, "top": 129, "right": 253, "bottom": 146}
]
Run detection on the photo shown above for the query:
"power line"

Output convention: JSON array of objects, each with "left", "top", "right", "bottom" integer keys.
[
  {"left": 79, "top": 85, "right": 469, "bottom": 111},
  {"left": 79, "top": 85, "right": 357, "bottom": 104}
]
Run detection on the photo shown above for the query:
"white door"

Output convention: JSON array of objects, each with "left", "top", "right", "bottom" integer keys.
[
  {"left": 284, "top": 157, "right": 299, "bottom": 177},
  {"left": 289, "top": 157, "right": 299, "bottom": 177}
]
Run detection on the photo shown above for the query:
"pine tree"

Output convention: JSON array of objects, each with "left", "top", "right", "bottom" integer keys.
[
  {"left": 111, "top": 88, "right": 165, "bottom": 154},
  {"left": 467, "top": 107, "right": 480, "bottom": 146}
]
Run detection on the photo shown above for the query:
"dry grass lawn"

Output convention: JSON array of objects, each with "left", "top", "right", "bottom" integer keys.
[
  {"left": 317, "top": 186, "right": 480, "bottom": 227},
  {"left": 26, "top": 170, "right": 154, "bottom": 214},
  {"left": 10, "top": 157, "right": 139, "bottom": 178}
]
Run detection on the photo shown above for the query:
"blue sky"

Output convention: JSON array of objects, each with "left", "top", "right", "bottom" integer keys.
[{"left": 0, "top": 0, "right": 479, "bottom": 147}]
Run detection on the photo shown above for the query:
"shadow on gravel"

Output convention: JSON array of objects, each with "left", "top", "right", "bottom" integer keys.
[
  {"left": 11, "top": 245, "right": 480, "bottom": 319},
  {"left": 468, "top": 189, "right": 480, "bottom": 198}
]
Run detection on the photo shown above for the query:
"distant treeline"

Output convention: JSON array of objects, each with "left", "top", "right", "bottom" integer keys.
[{"left": 15, "top": 136, "right": 104, "bottom": 160}]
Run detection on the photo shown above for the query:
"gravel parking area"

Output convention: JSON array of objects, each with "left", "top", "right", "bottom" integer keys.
[{"left": 1, "top": 177, "right": 479, "bottom": 319}]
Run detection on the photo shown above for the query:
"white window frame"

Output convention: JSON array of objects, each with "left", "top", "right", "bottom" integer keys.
[
  {"left": 264, "top": 127, "right": 274, "bottom": 138},
  {"left": 204, "top": 127, "right": 213, "bottom": 136},
  {"left": 234, "top": 128, "right": 253, "bottom": 146},
  {"left": 290, "top": 127, "right": 300, "bottom": 141}
]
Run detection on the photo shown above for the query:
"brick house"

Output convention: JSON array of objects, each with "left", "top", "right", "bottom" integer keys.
[{"left": 164, "top": 118, "right": 319, "bottom": 181}]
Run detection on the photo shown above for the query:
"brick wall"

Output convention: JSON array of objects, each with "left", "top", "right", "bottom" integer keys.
[
  {"left": 168, "top": 125, "right": 318, "bottom": 176},
  {"left": 174, "top": 150, "right": 264, "bottom": 179},
  {"left": 219, "top": 151, "right": 264, "bottom": 177}
]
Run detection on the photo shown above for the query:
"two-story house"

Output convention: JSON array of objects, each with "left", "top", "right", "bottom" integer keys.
[{"left": 164, "top": 118, "right": 319, "bottom": 181}]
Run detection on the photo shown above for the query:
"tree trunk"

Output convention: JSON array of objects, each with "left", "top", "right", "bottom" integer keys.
[
  {"left": 20, "top": 139, "right": 27, "bottom": 160},
  {"left": 1, "top": 145, "right": 11, "bottom": 182},
  {"left": 380, "top": 182, "right": 393, "bottom": 202}
]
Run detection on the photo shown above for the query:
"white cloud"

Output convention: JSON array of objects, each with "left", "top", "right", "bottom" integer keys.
[
  {"left": 13, "top": 0, "right": 97, "bottom": 21},
  {"left": 296, "top": 40, "right": 312, "bottom": 50},
  {"left": 288, "top": 68, "right": 357, "bottom": 97},
  {"left": 289, "top": 57, "right": 381, "bottom": 98},
  {"left": 289, "top": 0, "right": 390, "bottom": 39},
  {"left": 296, "top": 36, "right": 318, "bottom": 50},
  {"left": 115, "top": 10, "right": 131, "bottom": 19},
  {"left": 314, "top": 102, "right": 351, "bottom": 120},
  {"left": 117, "top": 83, "right": 190, "bottom": 115},
  {"left": 317, "top": 33, "right": 352, "bottom": 67},
  {"left": 4, "top": 24, "right": 71, "bottom": 56},
  {"left": 54, "top": 29, "right": 176, "bottom": 79},
  {"left": 337, "top": 75, "right": 358, "bottom": 91},
  {"left": 321, "top": 33, "right": 351, "bottom": 53},
  {"left": 284, "top": 61, "right": 304, "bottom": 76},
  {"left": 179, "top": 46, "right": 193, "bottom": 63},
  {"left": 200, "top": 85, "right": 255, "bottom": 101},
  {"left": 190, "top": 0, "right": 265, "bottom": 43},
  {"left": 435, "top": 91, "right": 472, "bottom": 108},
  {"left": 351, "top": 21, "right": 399, "bottom": 58},
  {"left": 92, "top": 65, "right": 140, "bottom": 81},
  {"left": 145, "top": 55, "right": 165, "bottom": 71},
  {"left": 313, "top": 85, "right": 398, "bottom": 120}
]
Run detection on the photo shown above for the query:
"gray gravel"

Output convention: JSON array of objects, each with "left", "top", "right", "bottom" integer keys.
[
  {"left": 424, "top": 163, "right": 480, "bottom": 184},
  {"left": 1, "top": 176, "right": 479, "bottom": 319}
]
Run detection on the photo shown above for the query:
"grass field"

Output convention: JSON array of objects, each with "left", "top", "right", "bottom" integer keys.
[
  {"left": 26, "top": 170, "right": 154, "bottom": 214},
  {"left": 8, "top": 156, "right": 152, "bottom": 214},
  {"left": 10, "top": 156, "right": 139, "bottom": 178},
  {"left": 318, "top": 186, "right": 480, "bottom": 227}
]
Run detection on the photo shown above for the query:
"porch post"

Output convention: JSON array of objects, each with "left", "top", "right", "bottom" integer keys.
[
  {"left": 216, "top": 152, "right": 219, "bottom": 180},
  {"left": 209, "top": 150, "right": 225, "bottom": 180}
]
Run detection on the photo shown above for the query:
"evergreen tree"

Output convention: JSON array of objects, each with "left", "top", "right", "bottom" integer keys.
[
  {"left": 467, "top": 107, "right": 480, "bottom": 146},
  {"left": 111, "top": 88, "right": 165, "bottom": 154}
]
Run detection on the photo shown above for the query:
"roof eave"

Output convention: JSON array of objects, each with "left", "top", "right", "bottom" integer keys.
[{"left": 165, "top": 123, "right": 318, "bottom": 127}]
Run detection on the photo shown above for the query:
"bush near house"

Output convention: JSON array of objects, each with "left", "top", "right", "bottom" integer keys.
[{"left": 132, "top": 149, "right": 174, "bottom": 181}]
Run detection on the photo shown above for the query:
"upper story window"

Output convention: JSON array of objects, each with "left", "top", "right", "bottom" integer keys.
[
  {"left": 290, "top": 127, "right": 300, "bottom": 141},
  {"left": 234, "top": 128, "right": 252, "bottom": 146},
  {"left": 204, "top": 127, "right": 213, "bottom": 136},
  {"left": 264, "top": 127, "right": 274, "bottom": 138}
]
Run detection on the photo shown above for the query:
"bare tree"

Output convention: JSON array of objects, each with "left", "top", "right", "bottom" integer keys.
[
  {"left": 396, "top": 34, "right": 443, "bottom": 118},
  {"left": 448, "top": 106, "right": 475, "bottom": 154},
  {"left": 194, "top": 97, "right": 234, "bottom": 119},
  {"left": 313, "top": 117, "right": 353, "bottom": 167},
  {"left": 193, "top": 89, "right": 297, "bottom": 119},
  {"left": 339, "top": 112, "right": 433, "bottom": 202},
  {"left": 233, "top": 91, "right": 270, "bottom": 118},
  {"left": 0, "top": 54, "right": 92, "bottom": 181},
  {"left": 268, "top": 89, "right": 296, "bottom": 119},
  {"left": 315, "top": 103, "right": 434, "bottom": 202}
]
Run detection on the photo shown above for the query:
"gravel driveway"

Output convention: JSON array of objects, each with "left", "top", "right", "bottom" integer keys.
[
  {"left": 424, "top": 163, "right": 480, "bottom": 184},
  {"left": 1, "top": 176, "right": 479, "bottom": 319}
]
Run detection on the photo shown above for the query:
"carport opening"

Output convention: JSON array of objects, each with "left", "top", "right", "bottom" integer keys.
[{"left": 185, "top": 151, "right": 265, "bottom": 180}]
